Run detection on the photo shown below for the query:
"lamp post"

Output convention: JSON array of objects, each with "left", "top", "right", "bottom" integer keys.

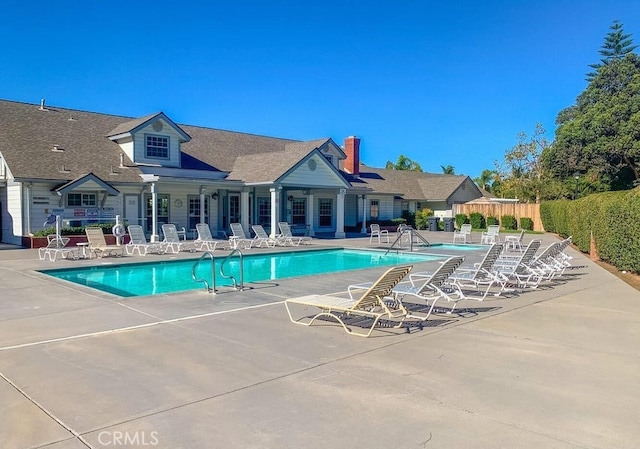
[{"left": 573, "top": 173, "right": 580, "bottom": 200}]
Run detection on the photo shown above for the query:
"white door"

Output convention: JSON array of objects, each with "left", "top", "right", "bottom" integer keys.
[{"left": 124, "top": 195, "right": 140, "bottom": 227}]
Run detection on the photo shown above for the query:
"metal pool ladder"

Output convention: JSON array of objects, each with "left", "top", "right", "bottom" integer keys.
[
  {"left": 385, "top": 226, "right": 431, "bottom": 256},
  {"left": 191, "top": 249, "right": 245, "bottom": 294}
]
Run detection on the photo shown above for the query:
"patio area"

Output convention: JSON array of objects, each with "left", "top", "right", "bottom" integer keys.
[{"left": 1, "top": 231, "right": 639, "bottom": 448}]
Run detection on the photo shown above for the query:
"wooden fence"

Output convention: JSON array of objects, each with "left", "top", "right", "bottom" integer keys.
[{"left": 452, "top": 203, "right": 544, "bottom": 232}]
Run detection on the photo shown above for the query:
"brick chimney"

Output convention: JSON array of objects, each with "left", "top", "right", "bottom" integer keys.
[{"left": 343, "top": 135, "right": 360, "bottom": 175}]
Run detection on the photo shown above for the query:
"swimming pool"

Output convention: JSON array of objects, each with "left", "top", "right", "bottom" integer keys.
[{"left": 40, "top": 248, "right": 444, "bottom": 297}]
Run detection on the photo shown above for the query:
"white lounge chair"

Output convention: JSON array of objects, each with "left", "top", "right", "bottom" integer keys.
[
  {"left": 125, "top": 225, "right": 165, "bottom": 256},
  {"left": 453, "top": 223, "right": 472, "bottom": 244},
  {"left": 251, "top": 224, "right": 282, "bottom": 247},
  {"left": 229, "top": 223, "right": 254, "bottom": 249},
  {"left": 492, "top": 239, "right": 543, "bottom": 288},
  {"left": 85, "top": 227, "right": 125, "bottom": 258},
  {"left": 278, "top": 222, "right": 311, "bottom": 246},
  {"left": 369, "top": 223, "right": 389, "bottom": 243},
  {"left": 195, "top": 223, "right": 226, "bottom": 251},
  {"left": 481, "top": 225, "right": 500, "bottom": 244},
  {"left": 448, "top": 243, "right": 508, "bottom": 299},
  {"left": 162, "top": 223, "right": 197, "bottom": 253},
  {"left": 38, "top": 234, "right": 78, "bottom": 261},
  {"left": 391, "top": 256, "right": 466, "bottom": 316},
  {"left": 285, "top": 265, "right": 413, "bottom": 337}
]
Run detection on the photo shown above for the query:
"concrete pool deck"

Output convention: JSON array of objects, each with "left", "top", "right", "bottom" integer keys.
[{"left": 1, "top": 231, "right": 639, "bottom": 448}]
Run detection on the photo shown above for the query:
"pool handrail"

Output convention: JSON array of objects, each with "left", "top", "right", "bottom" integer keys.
[
  {"left": 192, "top": 251, "right": 216, "bottom": 293},
  {"left": 219, "top": 248, "right": 244, "bottom": 291}
]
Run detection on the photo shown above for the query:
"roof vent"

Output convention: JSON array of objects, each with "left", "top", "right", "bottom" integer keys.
[
  {"left": 68, "top": 115, "right": 76, "bottom": 121},
  {"left": 60, "top": 164, "right": 70, "bottom": 173},
  {"left": 110, "top": 166, "right": 119, "bottom": 175},
  {"left": 39, "top": 99, "right": 48, "bottom": 111},
  {"left": 52, "top": 144, "right": 64, "bottom": 152}
]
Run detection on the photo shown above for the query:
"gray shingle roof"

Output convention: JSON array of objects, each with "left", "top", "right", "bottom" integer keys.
[
  {"left": 0, "top": 99, "right": 305, "bottom": 185},
  {"left": 355, "top": 164, "right": 478, "bottom": 201}
]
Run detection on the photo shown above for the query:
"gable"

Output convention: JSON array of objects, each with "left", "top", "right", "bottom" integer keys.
[
  {"left": 279, "top": 152, "right": 350, "bottom": 188},
  {"left": 53, "top": 173, "right": 119, "bottom": 196},
  {"left": 107, "top": 112, "right": 191, "bottom": 168}
]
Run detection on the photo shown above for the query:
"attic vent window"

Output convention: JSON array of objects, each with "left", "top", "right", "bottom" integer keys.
[
  {"left": 52, "top": 144, "right": 64, "bottom": 152},
  {"left": 152, "top": 120, "right": 163, "bottom": 132}
]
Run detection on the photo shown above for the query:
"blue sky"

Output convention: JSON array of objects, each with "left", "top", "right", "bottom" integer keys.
[{"left": 2, "top": 1, "right": 639, "bottom": 178}]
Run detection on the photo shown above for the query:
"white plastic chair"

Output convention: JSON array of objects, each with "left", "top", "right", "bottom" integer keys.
[
  {"left": 453, "top": 224, "right": 472, "bottom": 244},
  {"left": 369, "top": 223, "right": 389, "bottom": 243}
]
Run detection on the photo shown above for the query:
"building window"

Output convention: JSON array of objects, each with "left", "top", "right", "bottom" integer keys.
[
  {"left": 292, "top": 198, "right": 306, "bottom": 225},
  {"left": 324, "top": 154, "right": 333, "bottom": 166},
  {"left": 187, "top": 195, "right": 208, "bottom": 231},
  {"left": 370, "top": 199, "right": 379, "bottom": 221},
  {"left": 319, "top": 198, "right": 333, "bottom": 227},
  {"left": 67, "top": 193, "right": 97, "bottom": 207},
  {"left": 257, "top": 198, "right": 271, "bottom": 226},
  {"left": 145, "top": 135, "right": 169, "bottom": 159},
  {"left": 145, "top": 194, "right": 169, "bottom": 233}
]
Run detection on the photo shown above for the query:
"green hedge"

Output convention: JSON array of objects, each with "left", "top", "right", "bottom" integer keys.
[
  {"left": 455, "top": 213, "right": 468, "bottom": 229},
  {"left": 521, "top": 217, "right": 533, "bottom": 231},
  {"left": 469, "top": 212, "right": 485, "bottom": 229},
  {"left": 540, "top": 188, "right": 640, "bottom": 273},
  {"left": 32, "top": 222, "right": 120, "bottom": 237}
]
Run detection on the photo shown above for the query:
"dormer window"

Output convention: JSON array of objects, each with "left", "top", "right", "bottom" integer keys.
[{"left": 145, "top": 134, "right": 169, "bottom": 159}]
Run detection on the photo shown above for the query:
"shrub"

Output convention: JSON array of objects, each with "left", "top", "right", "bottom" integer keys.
[
  {"left": 520, "top": 217, "right": 534, "bottom": 231},
  {"left": 501, "top": 215, "right": 517, "bottom": 230},
  {"left": 414, "top": 208, "right": 433, "bottom": 230},
  {"left": 455, "top": 213, "right": 468, "bottom": 229},
  {"left": 401, "top": 210, "right": 416, "bottom": 227},
  {"left": 469, "top": 212, "right": 485, "bottom": 229},
  {"left": 486, "top": 215, "right": 499, "bottom": 227},
  {"left": 391, "top": 217, "right": 407, "bottom": 226}
]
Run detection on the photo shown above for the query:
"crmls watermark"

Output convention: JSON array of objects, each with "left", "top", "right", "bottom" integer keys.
[{"left": 97, "top": 430, "right": 159, "bottom": 446}]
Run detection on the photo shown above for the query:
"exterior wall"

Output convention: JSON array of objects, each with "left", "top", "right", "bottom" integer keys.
[
  {"left": 132, "top": 120, "right": 183, "bottom": 168},
  {"left": 424, "top": 201, "right": 450, "bottom": 218},
  {"left": 364, "top": 196, "right": 395, "bottom": 222},
  {"left": 5, "top": 181, "right": 23, "bottom": 245},
  {"left": 281, "top": 154, "right": 344, "bottom": 187},
  {"left": 450, "top": 179, "right": 483, "bottom": 204}
]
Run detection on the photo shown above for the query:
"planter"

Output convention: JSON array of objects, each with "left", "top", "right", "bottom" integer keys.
[{"left": 26, "top": 234, "right": 129, "bottom": 249}]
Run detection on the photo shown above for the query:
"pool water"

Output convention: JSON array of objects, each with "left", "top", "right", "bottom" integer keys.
[{"left": 40, "top": 248, "right": 444, "bottom": 297}]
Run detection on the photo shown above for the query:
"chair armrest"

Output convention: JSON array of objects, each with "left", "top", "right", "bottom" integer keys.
[{"left": 347, "top": 282, "right": 373, "bottom": 300}]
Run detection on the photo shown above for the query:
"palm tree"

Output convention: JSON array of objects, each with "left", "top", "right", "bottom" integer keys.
[
  {"left": 385, "top": 155, "right": 422, "bottom": 171},
  {"left": 473, "top": 169, "right": 497, "bottom": 192},
  {"left": 441, "top": 165, "right": 455, "bottom": 175}
]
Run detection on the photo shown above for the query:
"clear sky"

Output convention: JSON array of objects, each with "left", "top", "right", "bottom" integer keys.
[{"left": 2, "top": 1, "right": 639, "bottom": 178}]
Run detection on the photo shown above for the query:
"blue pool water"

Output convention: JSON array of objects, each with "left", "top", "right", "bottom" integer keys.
[{"left": 40, "top": 248, "right": 444, "bottom": 297}]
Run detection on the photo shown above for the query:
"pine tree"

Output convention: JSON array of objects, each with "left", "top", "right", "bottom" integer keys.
[{"left": 586, "top": 20, "right": 637, "bottom": 81}]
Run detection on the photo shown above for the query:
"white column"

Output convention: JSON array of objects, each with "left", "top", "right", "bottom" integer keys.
[
  {"left": 150, "top": 182, "right": 158, "bottom": 242},
  {"left": 361, "top": 195, "right": 367, "bottom": 233},
  {"left": 306, "top": 193, "right": 315, "bottom": 237},
  {"left": 335, "top": 188, "right": 346, "bottom": 239},
  {"left": 269, "top": 187, "right": 281, "bottom": 238},
  {"left": 199, "top": 187, "right": 206, "bottom": 225},
  {"left": 241, "top": 190, "right": 250, "bottom": 235}
]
